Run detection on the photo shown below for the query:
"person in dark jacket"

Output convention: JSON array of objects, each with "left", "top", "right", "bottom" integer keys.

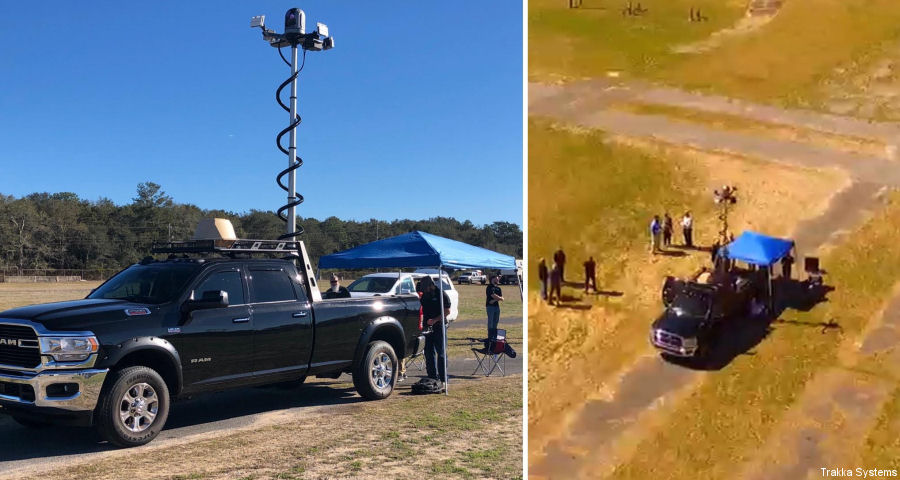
[
  {"left": 553, "top": 247, "right": 567, "bottom": 282},
  {"left": 485, "top": 275, "right": 504, "bottom": 338},
  {"left": 420, "top": 275, "right": 451, "bottom": 384},
  {"left": 663, "top": 213, "right": 673, "bottom": 247},
  {"left": 584, "top": 256, "right": 596, "bottom": 293},
  {"left": 322, "top": 274, "right": 351, "bottom": 299}
]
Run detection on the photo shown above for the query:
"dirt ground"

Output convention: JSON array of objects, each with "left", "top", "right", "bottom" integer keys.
[
  {"left": 527, "top": 132, "right": 848, "bottom": 468},
  {"left": 3, "top": 376, "right": 522, "bottom": 480}
]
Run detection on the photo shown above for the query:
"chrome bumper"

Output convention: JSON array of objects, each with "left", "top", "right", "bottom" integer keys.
[{"left": 0, "top": 368, "right": 108, "bottom": 412}]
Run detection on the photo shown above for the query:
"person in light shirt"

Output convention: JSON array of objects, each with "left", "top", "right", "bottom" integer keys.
[{"left": 681, "top": 211, "right": 694, "bottom": 247}]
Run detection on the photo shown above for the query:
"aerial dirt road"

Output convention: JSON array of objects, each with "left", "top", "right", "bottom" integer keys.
[{"left": 529, "top": 79, "right": 900, "bottom": 479}]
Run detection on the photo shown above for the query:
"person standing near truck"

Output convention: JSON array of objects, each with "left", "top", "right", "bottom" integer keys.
[
  {"left": 420, "top": 275, "right": 451, "bottom": 384},
  {"left": 682, "top": 211, "right": 694, "bottom": 247},
  {"left": 584, "top": 256, "right": 596, "bottom": 293},
  {"left": 538, "top": 257, "right": 549, "bottom": 301},
  {"left": 554, "top": 247, "right": 567, "bottom": 282},
  {"left": 486, "top": 274, "right": 504, "bottom": 338}
]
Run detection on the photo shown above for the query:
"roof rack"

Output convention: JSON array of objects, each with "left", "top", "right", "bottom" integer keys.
[{"left": 150, "top": 239, "right": 300, "bottom": 256}]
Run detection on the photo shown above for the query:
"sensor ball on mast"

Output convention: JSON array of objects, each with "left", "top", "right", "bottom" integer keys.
[{"left": 250, "top": 8, "right": 334, "bottom": 246}]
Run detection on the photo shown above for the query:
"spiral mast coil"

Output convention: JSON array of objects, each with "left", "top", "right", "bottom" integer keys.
[{"left": 275, "top": 49, "right": 306, "bottom": 240}]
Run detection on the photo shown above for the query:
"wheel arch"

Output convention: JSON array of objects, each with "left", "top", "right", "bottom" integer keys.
[
  {"left": 353, "top": 316, "right": 406, "bottom": 367},
  {"left": 105, "top": 338, "right": 183, "bottom": 396}
]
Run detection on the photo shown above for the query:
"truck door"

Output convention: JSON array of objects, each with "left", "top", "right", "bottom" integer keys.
[
  {"left": 248, "top": 266, "right": 313, "bottom": 380},
  {"left": 175, "top": 266, "right": 254, "bottom": 388}
]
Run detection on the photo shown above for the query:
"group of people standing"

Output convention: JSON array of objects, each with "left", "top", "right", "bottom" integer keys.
[
  {"left": 650, "top": 211, "right": 693, "bottom": 253},
  {"left": 536, "top": 247, "right": 598, "bottom": 305}
]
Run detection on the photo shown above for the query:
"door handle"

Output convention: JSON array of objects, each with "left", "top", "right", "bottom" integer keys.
[
  {"left": 292, "top": 311, "right": 308, "bottom": 318},
  {"left": 233, "top": 317, "right": 250, "bottom": 323}
]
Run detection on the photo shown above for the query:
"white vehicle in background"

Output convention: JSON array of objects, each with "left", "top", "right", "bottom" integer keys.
[
  {"left": 345, "top": 271, "right": 459, "bottom": 322},
  {"left": 346, "top": 273, "right": 418, "bottom": 298},
  {"left": 457, "top": 269, "right": 487, "bottom": 285},
  {"left": 412, "top": 269, "right": 460, "bottom": 322}
]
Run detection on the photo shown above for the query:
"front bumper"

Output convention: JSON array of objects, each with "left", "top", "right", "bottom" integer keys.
[
  {"left": 0, "top": 368, "right": 108, "bottom": 412},
  {"left": 649, "top": 330, "right": 697, "bottom": 357}
]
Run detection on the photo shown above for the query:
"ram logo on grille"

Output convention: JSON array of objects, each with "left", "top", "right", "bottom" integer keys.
[{"left": 0, "top": 338, "right": 35, "bottom": 348}]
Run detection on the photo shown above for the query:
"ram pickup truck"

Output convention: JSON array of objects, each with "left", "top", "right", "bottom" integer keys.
[
  {"left": 650, "top": 268, "right": 762, "bottom": 358},
  {"left": 0, "top": 234, "right": 423, "bottom": 447}
]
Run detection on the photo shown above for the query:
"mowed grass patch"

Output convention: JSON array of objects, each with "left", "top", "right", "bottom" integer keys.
[
  {"left": 661, "top": 0, "right": 900, "bottom": 106},
  {"left": 610, "top": 193, "right": 900, "bottom": 480},
  {"left": 446, "top": 322, "right": 523, "bottom": 357},
  {"left": 28, "top": 376, "right": 523, "bottom": 480},
  {"left": 454, "top": 283, "right": 522, "bottom": 322},
  {"left": 531, "top": 0, "right": 900, "bottom": 109},
  {"left": 526, "top": 118, "right": 847, "bottom": 462},
  {"left": 528, "top": 0, "right": 744, "bottom": 82},
  {"left": 0, "top": 281, "right": 101, "bottom": 311}
]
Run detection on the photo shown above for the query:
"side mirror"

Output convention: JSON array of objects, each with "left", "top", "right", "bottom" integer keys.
[{"left": 182, "top": 290, "right": 229, "bottom": 313}]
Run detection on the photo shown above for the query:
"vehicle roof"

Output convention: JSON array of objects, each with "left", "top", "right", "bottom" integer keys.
[
  {"left": 140, "top": 257, "right": 294, "bottom": 267},
  {"left": 357, "top": 272, "right": 413, "bottom": 278}
]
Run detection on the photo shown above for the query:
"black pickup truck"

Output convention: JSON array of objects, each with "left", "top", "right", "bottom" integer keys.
[
  {"left": 650, "top": 268, "right": 762, "bottom": 358},
  {"left": 0, "top": 237, "right": 423, "bottom": 447}
]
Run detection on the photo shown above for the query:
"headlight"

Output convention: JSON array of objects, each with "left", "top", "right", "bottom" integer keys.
[
  {"left": 39, "top": 336, "right": 99, "bottom": 362},
  {"left": 682, "top": 337, "right": 698, "bottom": 348}
]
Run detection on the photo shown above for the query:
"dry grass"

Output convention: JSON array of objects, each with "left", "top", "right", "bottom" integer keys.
[
  {"left": 11, "top": 376, "right": 522, "bottom": 480},
  {"left": 0, "top": 281, "right": 101, "bottom": 311},
  {"left": 531, "top": 0, "right": 900, "bottom": 108},
  {"left": 526, "top": 118, "right": 847, "bottom": 465},
  {"left": 610, "top": 193, "right": 900, "bottom": 480}
]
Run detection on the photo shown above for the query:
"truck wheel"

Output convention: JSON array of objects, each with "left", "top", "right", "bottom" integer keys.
[
  {"left": 353, "top": 340, "right": 398, "bottom": 400},
  {"left": 95, "top": 366, "right": 170, "bottom": 448}
]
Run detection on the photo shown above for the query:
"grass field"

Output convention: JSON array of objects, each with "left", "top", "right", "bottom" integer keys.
[
  {"left": 527, "top": 117, "right": 847, "bottom": 465},
  {"left": 17, "top": 375, "right": 522, "bottom": 480},
  {"left": 530, "top": 0, "right": 900, "bottom": 109},
  {"left": 610, "top": 192, "right": 900, "bottom": 479}
]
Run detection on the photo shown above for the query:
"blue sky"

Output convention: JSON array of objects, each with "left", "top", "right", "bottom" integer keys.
[{"left": 0, "top": 2, "right": 523, "bottom": 227}]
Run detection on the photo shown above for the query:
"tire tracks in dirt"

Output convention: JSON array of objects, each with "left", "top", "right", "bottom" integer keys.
[{"left": 528, "top": 80, "right": 899, "bottom": 479}]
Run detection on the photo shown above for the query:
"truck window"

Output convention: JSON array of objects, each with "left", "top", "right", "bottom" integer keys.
[
  {"left": 89, "top": 263, "right": 200, "bottom": 304},
  {"left": 249, "top": 269, "right": 297, "bottom": 303},
  {"left": 195, "top": 270, "right": 245, "bottom": 305},
  {"left": 400, "top": 277, "right": 415, "bottom": 294}
]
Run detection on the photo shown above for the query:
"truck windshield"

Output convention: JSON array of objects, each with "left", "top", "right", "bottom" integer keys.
[
  {"left": 88, "top": 263, "right": 201, "bottom": 304},
  {"left": 668, "top": 293, "right": 710, "bottom": 318},
  {"left": 348, "top": 277, "right": 396, "bottom": 293}
]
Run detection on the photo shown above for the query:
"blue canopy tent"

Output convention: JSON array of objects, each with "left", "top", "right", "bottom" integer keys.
[
  {"left": 318, "top": 231, "right": 519, "bottom": 394},
  {"left": 722, "top": 231, "right": 795, "bottom": 311}
]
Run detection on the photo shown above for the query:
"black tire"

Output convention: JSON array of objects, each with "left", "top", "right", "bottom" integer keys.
[
  {"left": 95, "top": 366, "right": 170, "bottom": 448},
  {"left": 352, "top": 340, "right": 398, "bottom": 400},
  {"left": 11, "top": 415, "right": 49, "bottom": 429}
]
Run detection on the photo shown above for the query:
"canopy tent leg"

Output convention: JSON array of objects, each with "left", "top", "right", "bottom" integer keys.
[
  {"left": 516, "top": 269, "right": 523, "bottom": 301},
  {"left": 439, "top": 264, "right": 449, "bottom": 395}
]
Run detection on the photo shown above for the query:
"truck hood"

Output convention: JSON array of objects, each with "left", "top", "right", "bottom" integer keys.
[
  {"left": 0, "top": 299, "right": 154, "bottom": 331},
  {"left": 651, "top": 309, "right": 704, "bottom": 337}
]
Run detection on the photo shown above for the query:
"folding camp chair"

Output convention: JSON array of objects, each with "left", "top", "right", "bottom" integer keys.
[{"left": 470, "top": 329, "right": 507, "bottom": 377}]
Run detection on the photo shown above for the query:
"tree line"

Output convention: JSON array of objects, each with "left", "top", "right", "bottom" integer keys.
[{"left": 0, "top": 182, "right": 522, "bottom": 274}]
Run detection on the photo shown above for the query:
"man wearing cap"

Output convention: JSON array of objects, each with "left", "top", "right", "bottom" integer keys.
[
  {"left": 420, "top": 275, "right": 451, "bottom": 384},
  {"left": 323, "top": 274, "right": 351, "bottom": 299}
]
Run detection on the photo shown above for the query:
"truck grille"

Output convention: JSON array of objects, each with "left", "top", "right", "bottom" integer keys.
[
  {"left": 0, "top": 324, "right": 41, "bottom": 369},
  {"left": 655, "top": 330, "right": 683, "bottom": 348}
]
